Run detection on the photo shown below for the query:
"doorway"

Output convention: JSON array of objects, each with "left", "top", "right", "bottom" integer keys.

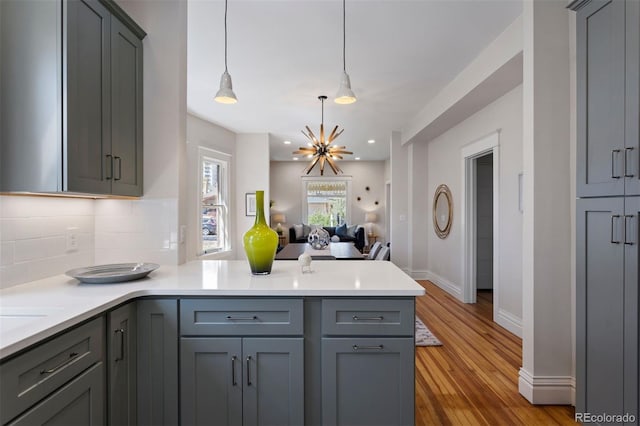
[
  {"left": 461, "top": 131, "right": 499, "bottom": 323},
  {"left": 475, "top": 154, "right": 494, "bottom": 306}
]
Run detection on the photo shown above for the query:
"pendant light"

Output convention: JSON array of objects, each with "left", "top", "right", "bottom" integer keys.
[
  {"left": 214, "top": 0, "right": 237, "bottom": 104},
  {"left": 334, "top": 0, "right": 356, "bottom": 104},
  {"left": 294, "top": 96, "right": 353, "bottom": 175}
]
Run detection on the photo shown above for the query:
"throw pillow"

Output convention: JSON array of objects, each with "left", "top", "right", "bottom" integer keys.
[
  {"left": 335, "top": 223, "right": 348, "bottom": 237},
  {"left": 331, "top": 235, "right": 340, "bottom": 242},
  {"left": 303, "top": 224, "right": 311, "bottom": 237},
  {"left": 347, "top": 225, "right": 358, "bottom": 238},
  {"left": 294, "top": 224, "right": 304, "bottom": 240}
]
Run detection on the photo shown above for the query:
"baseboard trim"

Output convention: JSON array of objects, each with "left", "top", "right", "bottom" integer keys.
[
  {"left": 496, "top": 308, "right": 523, "bottom": 338},
  {"left": 410, "top": 270, "right": 429, "bottom": 280},
  {"left": 424, "top": 270, "right": 462, "bottom": 300},
  {"left": 518, "top": 368, "right": 575, "bottom": 405}
]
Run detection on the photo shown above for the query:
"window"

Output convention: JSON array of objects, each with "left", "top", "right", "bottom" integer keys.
[
  {"left": 302, "top": 178, "right": 351, "bottom": 226},
  {"left": 199, "top": 148, "right": 230, "bottom": 255}
]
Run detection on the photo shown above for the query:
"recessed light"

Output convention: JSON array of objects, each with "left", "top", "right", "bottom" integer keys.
[
  {"left": 355, "top": 157, "right": 361, "bottom": 160},
  {"left": 293, "top": 157, "right": 299, "bottom": 161},
  {"left": 283, "top": 140, "right": 291, "bottom": 145},
  {"left": 367, "top": 139, "right": 375, "bottom": 144}
]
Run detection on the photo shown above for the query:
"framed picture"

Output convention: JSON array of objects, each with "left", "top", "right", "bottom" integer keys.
[{"left": 245, "top": 193, "right": 256, "bottom": 216}]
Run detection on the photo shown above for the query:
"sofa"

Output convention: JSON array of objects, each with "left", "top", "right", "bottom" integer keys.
[{"left": 289, "top": 224, "right": 365, "bottom": 252}]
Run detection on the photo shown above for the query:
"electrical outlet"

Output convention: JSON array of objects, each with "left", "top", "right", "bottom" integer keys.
[{"left": 66, "top": 227, "right": 79, "bottom": 252}]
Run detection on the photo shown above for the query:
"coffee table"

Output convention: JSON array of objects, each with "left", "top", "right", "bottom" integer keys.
[{"left": 275, "top": 242, "right": 364, "bottom": 260}]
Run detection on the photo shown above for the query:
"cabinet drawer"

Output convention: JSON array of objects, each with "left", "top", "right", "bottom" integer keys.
[
  {"left": 0, "top": 317, "right": 104, "bottom": 424},
  {"left": 180, "top": 299, "right": 303, "bottom": 336},
  {"left": 322, "top": 299, "right": 414, "bottom": 336}
]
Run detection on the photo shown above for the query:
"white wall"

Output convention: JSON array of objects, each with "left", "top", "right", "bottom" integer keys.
[
  {"left": 519, "top": 0, "right": 573, "bottom": 404},
  {"left": 409, "top": 142, "right": 429, "bottom": 276},
  {"left": 0, "top": 196, "right": 94, "bottom": 289},
  {"left": 235, "top": 134, "right": 271, "bottom": 260},
  {"left": 422, "top": 85, "right": 523, "bottom": 325},
  {"left": 390, "top": 131, "right": 410, "bottom": 273},
  {"left": 186, "top": 113, "right": 236, "bottom": 261},
  {"left": 270, "top": 161, "right": 387, "bottom": 244}
]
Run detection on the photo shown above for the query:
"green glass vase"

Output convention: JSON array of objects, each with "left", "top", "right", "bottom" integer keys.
[{"left": 243, "top": 190, "right": 279, "bottom": 275}]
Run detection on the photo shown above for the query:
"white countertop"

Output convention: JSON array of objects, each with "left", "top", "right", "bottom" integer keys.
[{"left": 0, "top": 260, "right": 424, "bottom": 359}]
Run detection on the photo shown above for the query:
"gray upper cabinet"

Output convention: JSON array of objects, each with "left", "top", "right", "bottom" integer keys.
[
  {"left": 624, "top": 0, "right": 640, "bottom": 196},
  {"left": 108, "top": 303, "right": 137, "bottom": 426},
  {"left": 0, "top": 0, "right": 145, "bottom": 196},
  {"left": 576, "top": 0, "right": 626, "bottom": 197}
]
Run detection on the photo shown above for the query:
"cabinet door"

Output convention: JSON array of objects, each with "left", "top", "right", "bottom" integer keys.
[
  {"left": 66, "top": 0, "right": 112, "bottom": 194},
  {"left": 137, "top": 299, "right": 178, "bottom": 426},
  {"left": 576, "top": 197, "right": 625, "bottom": 417},
  {"left": 108, "top": 303, "right": 137, "bottom": 426},
  {"left": 8, "top": 362, "right": 104, "bottom": 426},
  {"left": 321, "top": 337, "right": 414, "bottom": 426},
  {"left": 624, "top": 196, "right": 639, "bottom": 421},
  {"left": 243, "top": 338, "right": 304, "bottom": 426},
  {"left": 111, "top": 17, "right": 143, "bottom": 197},
  {"left": 625, "top": 0, "right": 640, "bottom": 196},
  {"left": 180, "top": 338, "right": 243, "bottom": 426},
  {"left": 576, "top": 0, "right": 626, "bottom": 197}
]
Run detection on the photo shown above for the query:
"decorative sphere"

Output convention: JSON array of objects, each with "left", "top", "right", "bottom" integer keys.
[{"left": 307, "top": 227, "right": 330, "bottom": 249}]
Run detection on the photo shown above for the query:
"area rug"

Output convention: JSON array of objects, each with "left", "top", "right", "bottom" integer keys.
[{"left": 415, "top": 316, "right": 442, "bottom": 346}]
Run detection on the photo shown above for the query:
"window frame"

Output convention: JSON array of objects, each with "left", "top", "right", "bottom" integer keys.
[
  {"left": 301, "top": 176, "right": 352, "bottom": 226},
  {"left": 197, "top": 147, "right": 231, "bottom": 256}
]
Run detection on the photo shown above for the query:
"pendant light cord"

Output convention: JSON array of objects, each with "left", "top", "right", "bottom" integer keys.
[
  {"left": 342, "top": 0, "right": 346, "bottom": 72},
  {"left": 224, "top": 0, "right": 229, "bottom": 73}
]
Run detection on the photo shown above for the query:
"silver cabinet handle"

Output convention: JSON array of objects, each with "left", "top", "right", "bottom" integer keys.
[
  {"left": 231, "top": 355, "right": 237, "bottom": 386},
  {"left": 352, "top": 316, "right": 384, "bottom": 321},
  {"left": 40, "top": 352, "right": 79, "bottom": 375},
  {"left": 226, "top": 315, "right": 258, "bottom": 321},
  {"left": 624, "top": 215, "right": 635, "bottom": 245},
  {"left": 624, "top": 147, "right": 635, "bottom": 178},
  {"left": 612, "top": 149, "right": 621, "bottom": 179},
  {"left": 114, "top": 156, "right": 122, "bottom": 181},
  {"left": 352, "top": 345, "right": 384, "bottom": 351},
  {"left": 105, "top": 154, "right": 113, "bottom": 180},
  {"left": 246, "top": 356, "right": 252, "bottom": 386},
  {"left": 611, "top": 215, "right": 621, "bottom": 244},
  {"left": 115, "top": 328, "right": 125, "bottom": 362}
]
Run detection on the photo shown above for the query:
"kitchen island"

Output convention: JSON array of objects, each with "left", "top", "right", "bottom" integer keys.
[{"left": 0, "top": 260, "right": 424, "bottom": 425}]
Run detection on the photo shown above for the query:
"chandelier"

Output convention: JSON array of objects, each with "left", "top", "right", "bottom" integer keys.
[{"left": 294, "top": 95, "right": 353, "bottom": 175}]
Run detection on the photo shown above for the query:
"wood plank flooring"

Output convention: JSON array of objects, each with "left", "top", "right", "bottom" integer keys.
[{"left": 415, "top": 280, "right": 576, "bottom": 425}]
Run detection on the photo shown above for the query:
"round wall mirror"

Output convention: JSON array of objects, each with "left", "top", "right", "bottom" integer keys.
[{"left": 433, "top": 184, "right": 453, "bottom": 239}]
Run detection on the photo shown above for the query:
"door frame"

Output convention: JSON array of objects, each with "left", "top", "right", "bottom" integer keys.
[{"left": 461, "top": 131, "right": 500, "bottom": 321}]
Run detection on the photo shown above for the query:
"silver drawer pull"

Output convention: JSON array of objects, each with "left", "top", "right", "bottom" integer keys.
[
  {"left": 624, "top": 147, "right": 635, "bottom": 178},
  {"left": 40, "top": 352, "right": 80, "bottom": 375},
  {"left": 226, "top": 315, "right": 258, "bottom": 321},
  {"left": 611, "top": 215, "right": 621, "bottom": 244},
  {"left": 352, "top": 315, "right": 384, "bottom": 321},
  {"left": 115, "top": 328, "right": 125, "bottom": 362},
  {"left": 246, "top": 356, "right": 252, "bottom": 386},
  {"left": 353, "top": 345, "right": 384, "bottom": 351},
  {"left": 624, "top": 215, "right": 635, "bottom": 245},
  {"left": 612, "top": 149, "right": 621, "bottom": 179}
]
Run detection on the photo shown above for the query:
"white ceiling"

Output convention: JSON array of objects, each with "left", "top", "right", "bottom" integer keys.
[{"left": 187, "top": 0, "right": 522, "bottom": 162}]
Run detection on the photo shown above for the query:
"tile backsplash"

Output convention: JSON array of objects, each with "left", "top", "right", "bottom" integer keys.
[
  {"left": 0, "top": 196, "right": 180, "bottom": 289},
  {"left": 0, "top": 196, "right": 95, "bottom": 289}
]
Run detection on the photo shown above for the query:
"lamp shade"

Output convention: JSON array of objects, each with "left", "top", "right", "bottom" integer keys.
[
  {"left": 334, "top": 72, "right": 357, "bottom": 104},
  {"left": 364, "top": 212, "right": 377, "bottom": 223},
  {"left": 214, "top": 71, "right": 238, "bottom": 104},
  {"left": 272, "top": 213, "right": 286, "bottom": 224}
]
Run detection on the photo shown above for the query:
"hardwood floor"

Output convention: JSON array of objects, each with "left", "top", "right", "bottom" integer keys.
[{"left": 415, "top": 281, "right": 576, "bottom": 425}]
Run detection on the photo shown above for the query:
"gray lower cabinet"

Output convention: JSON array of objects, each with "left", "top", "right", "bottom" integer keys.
[
  {"left": 137, "top": 299, "right": 178, "bottom": 426},
  {"left": 321, "top": 338, "right": 414, "bottom": 426},
  {"left": 108, "top": 303, "right": 137, "bottom": 426},
  {"left": 576, "top": 197, "right": 638, "bottom": 423},
  {"left": 181, "top": 337, "right": 304, "bottom": 426},
  {"left": 7, "top": 363, "right": 104, "bottom": 426}
]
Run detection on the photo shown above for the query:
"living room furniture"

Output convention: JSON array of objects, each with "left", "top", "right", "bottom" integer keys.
[
  {"left": 275, "top": 243, "right": 364, "bottom": 260},
  {"left": 367, "top": 242, "right": 383, "bottom": 260},
  {"left": 289, "top": 225, "right": 365, "bottom": 252}
]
